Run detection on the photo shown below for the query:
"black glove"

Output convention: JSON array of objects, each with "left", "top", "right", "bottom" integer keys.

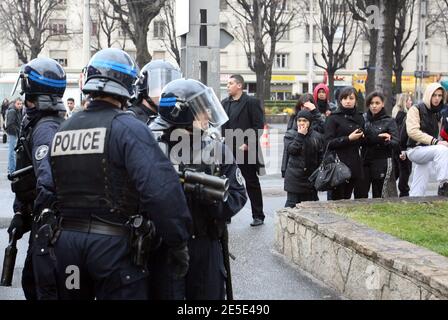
[
  {"left": 166, "top": 243, "right": 189, "bottom": 279},
  {"left": 7, "top": 213, "right": 32, "bottom": 240}
]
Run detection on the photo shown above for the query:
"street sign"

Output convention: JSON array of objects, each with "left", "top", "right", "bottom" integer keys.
[{"left": 414, "top": 70, "right": 430, "bottom": 78}]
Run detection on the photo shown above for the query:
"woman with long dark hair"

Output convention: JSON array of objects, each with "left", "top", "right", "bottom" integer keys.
[
  {"left": 358, "top": 91, "right": 399, "bottom": 198},
  {"left": 324, "top": 87, "right": 365, "bottom": 200}
]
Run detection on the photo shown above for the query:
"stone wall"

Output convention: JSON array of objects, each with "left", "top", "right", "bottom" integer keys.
[{"left": 274, "top": 198, "right": 448, "bottom": 300}]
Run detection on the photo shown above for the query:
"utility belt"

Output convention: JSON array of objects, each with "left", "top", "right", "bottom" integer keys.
[
  {"left": 59, "top": 217, "right": 129, "bottom": 237},
  {"left": 59, "top": 214, "right": 158, "bottom": 267}
]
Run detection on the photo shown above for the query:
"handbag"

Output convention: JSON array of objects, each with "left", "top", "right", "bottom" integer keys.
[{"left": 309, "top": 145, "right": 352, "bottom": 191}]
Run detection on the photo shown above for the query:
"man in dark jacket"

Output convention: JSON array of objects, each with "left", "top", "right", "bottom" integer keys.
[
  {"left": 283, "top": 110, "right": 324, "bottom": 208},
  {"left": 221, "top": 74, "right": 265, "bottom": 227},
  {"left": 5, "top": 98, "right": 23, "bottom": 174}
]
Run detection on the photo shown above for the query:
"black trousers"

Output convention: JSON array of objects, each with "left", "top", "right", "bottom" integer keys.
[
  {"left": 285, "top": 192, "right": 318, "bottom": 208},
  {"left": 397, "top": 158, "right": 412, "bottom": 197},
  {"left": 53, "top": 231, "right": 148, "bottom": 300},
  {"left": 238, "top": 163, "right": 264, "bottom": 220},
  {"left": 332, "top": 179, "right": 364, "bottom": 200},
  {"left": 147, "top": 244, "right": 185, "bottom": 300}
]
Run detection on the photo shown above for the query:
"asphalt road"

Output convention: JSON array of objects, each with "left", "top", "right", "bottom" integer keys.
[
  {"left": 0, "top": 124, "right": 438, "bottom": 300},
  {"left": 0, "top": 127, "right": 341, "bottom": 300}
]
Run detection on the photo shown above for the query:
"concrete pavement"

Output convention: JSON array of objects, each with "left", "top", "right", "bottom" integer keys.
[{"left": 0, "top": 124, "right": 439, "bottom": 300}]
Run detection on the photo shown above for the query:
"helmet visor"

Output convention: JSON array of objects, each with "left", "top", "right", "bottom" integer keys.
[
  {"left": 187, "top": 87, "right": 229, "bottom": 128},
  {"left": 148, "top": 68, "right": 182, "bottom": 98}
]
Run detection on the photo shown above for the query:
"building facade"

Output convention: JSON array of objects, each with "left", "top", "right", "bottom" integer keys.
[{"left": 0, "top": 0, "right": 447, "bottom": 105}]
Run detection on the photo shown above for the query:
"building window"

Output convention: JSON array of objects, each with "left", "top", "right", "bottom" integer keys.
[
  {"left": 50, "top": 50, "right": 68, "bottom": 67},
  {"left": 305, "top": 53, "right": 317, "bottom": 68},
  {"left": 153, "top": 21, "right": 165, "bottom": 39},
  {"left": 305, "top": 24, "right": 316, "bottom": 41},
  {"left": 280, "top": 24, "right": 289, "bottom": 41},
  {"left": 220, "top": 0, "right": 228, "bottom": 10},
  {"left": 91, "top": 21, "right": 98, "bottom": 36},
  {"left": 56, "top": 0, "right": 67, "bottom": 8},
  {"left": 50, "top": 19, "right": 67, "bottom": 35},
  {"left": 275, "top": 53, "right": 289, "bottom": 69},
  {"left": 363, "top": 54, "right": 370, "bottom": 68},
  {"left": 153, "top": 51, "right": 166, "bottom": 60}
]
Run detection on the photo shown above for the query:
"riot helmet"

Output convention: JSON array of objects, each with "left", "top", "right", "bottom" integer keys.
[
  {"left": 134, "top": 60, "right": 181, "bottom": 105},
  {"left": 82, "top": 48, "right": 139, "bottom": 101},
  {"left": 158, "top": 78, "right": 228, "bottom": 130},
  {"left": 11, "top": 57, "right": 67, "bottom": 111}
]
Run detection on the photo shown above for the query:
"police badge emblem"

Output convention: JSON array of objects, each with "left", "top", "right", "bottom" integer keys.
[
  {"left": 35, "top": 145, "right": 49, "bottom": 161},
  {"left": 236, "top": 168, "right": 244, "bottom": 186}
]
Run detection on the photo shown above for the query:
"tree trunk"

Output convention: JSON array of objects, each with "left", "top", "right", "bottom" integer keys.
[
  {"left": 328, "top": 70, "right": 335, "bottom": 102},
  {"left": 374, "top": 0, "right": 398, "bottom": 115},
  {"left": 255, "top": 68, "right": 265, "bottom": 104},
  {"left": 394, "top": 66, "right": 404, "bottom": 94},
  {"left": 135, "top": 30, "right": 152, "bottom": 66},
  {"left": 366, "top": 29, "right": 378, "bottom": 95},
  {"left": 263, "top": 68, "right": 272, "bottom": 102}
]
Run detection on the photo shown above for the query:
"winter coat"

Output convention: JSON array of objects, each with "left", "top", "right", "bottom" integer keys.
[
  {"left": 5, "top": 104, "right": 22, "bottom": 136},
  {"left": 283, "top": 128, "right": 324, "bottom": 194},
  {"left": 221, "top": 93, "right": 265, "bottom": 173},
  {"left": 324, "top": 107, "right": 366, "bottom": 179},
  {"left": 363, "top": 109, "right": 399, "bottom": 160},
  {"left": 362, "top": 109, "right": 399, "bottom": 180}
]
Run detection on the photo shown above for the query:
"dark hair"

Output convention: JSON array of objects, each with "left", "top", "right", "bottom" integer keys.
[
  {"left": 230, "top": 74, "right": 245, "bottom": 86},
  {"left": 295, "top": 93, "right": 315, "bottom": 111},
  {"left": 338, "top": 87, "right": 358, "bottom": 104},
  {"left": 365, "top": 91, "right": 385, "bottom": 108},
  {"left": 67, "top": 98, "right": 75, "bottom": 103}
]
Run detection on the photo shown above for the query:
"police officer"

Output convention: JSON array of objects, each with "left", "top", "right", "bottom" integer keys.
[
  {"left": 7, "top": 57, "right": 66, "bottom": 300},
  {"left": 48, "top": 48, "right": 192, "bottom": 300},
  {"left": 129, "top": 60, "right": 181, "bottom": 124},
  {"left": 154, "top": 78, "right": 248, "bottom": 299}
]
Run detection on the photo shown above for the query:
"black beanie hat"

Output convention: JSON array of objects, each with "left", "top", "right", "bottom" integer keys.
[{"left": 296, "top": 109, "right": 313, "bottom": 123}]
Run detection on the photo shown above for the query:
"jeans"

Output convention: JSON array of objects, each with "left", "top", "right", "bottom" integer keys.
[{"left": 7, "top": 134, "right": 17, "bottom": 175}]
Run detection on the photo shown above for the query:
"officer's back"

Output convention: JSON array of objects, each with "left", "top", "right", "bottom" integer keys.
[{"left": 48, "top": 48, "right": 192, "bottom": 300}]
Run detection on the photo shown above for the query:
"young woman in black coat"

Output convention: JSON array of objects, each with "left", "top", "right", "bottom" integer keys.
[
  {"left": 284, "top": 110, "right": 325, "bottom": 208},
  {"left": 324, "top": 87, "right": 366, "bottom": 200},
  {"left": 358, "top": 91, "right": 400, "bottom": 198}
]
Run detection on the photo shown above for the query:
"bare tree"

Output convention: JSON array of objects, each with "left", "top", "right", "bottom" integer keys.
[
  {"left": 90, "top": 0, "right": 123, "bottom": 51},
  {"left": 0, "top": 0, "right": 60, "bottom": 63},
  {"left": 433, "top": 0, "right": 448, "bottom": 45},
  {"left": 348, "top": 0, "right": 380, "bottom": 95},
  {"left": 225, "top": 0, "right": 303, "bottom": 102},
  {"left": 313, "top": 0, "right": 361, "bottom": 101},
  {"left": 107, "top": 0, "right": 167, "bottom": 66},
  {"left": 373, "top": 0, "right": 399, "bottom": 113},
  {"left": 160, "top": 0, "right": 180, "bottom": 65},
  {"left": 393, "top": 0, "right": 417, "bottom": 94}
]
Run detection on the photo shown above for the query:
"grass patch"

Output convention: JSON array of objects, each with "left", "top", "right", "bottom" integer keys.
[{"left": 335, "top": 201, "right": 448, "bottom": 257}]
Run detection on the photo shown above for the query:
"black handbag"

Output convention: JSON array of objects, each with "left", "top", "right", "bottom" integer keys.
[{"left": 309, "top": 146, "right": 352, "bottom": 191}]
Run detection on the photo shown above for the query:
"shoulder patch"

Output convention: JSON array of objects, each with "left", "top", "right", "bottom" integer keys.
[
  {"left": 235, "top": 167, "right": 244, "bottom": 186},
  {"left": 35, "top": 145, "right": 49, "bottom": 161}
]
